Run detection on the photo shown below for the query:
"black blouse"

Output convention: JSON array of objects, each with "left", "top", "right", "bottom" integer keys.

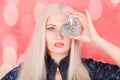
[{"left": 1, "top": 56, "right": 120, "bottom": 80}]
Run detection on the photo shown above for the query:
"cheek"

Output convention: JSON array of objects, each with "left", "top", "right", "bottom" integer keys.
[
  {"left": 46, "top": 35, "right": 51, "bottom": 41},
  {"left": 64, "top": 38, "right": 72, "bottom": 48},
  {"left": 46, "top": 33, "right": 54, "bottom": 46}
]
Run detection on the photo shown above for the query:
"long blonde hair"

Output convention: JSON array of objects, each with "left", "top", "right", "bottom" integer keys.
[{"left": 18, "top": 3, "right": 90, "bottom": 80}]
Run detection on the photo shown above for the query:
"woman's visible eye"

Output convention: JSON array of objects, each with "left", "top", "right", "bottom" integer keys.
[{"left": 47, "top": 27, "right": 55, "bottom": 31}]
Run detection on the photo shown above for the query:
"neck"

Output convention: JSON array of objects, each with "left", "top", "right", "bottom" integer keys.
[{"left": 48, "top": 53, "right": 69, "bottom": 64}]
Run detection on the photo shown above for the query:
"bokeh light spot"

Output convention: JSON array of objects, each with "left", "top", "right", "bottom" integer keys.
[
  {"left": 88, "top": 0, "right": 103, "bottom": 20},
  {"left": 3, "top": 2, "right": 18, "bottom": 26},
  {"left": 34, "top": 3, "right": 46, "bottom": 23},
  {"left": 20, "top": 14, "right": 34, "bottom": 37},
  {"left": 110, "top": 0, "right": 120, "bottom": 4},
  {"left": 3, "top": 35, "right": 18, "bottom": 50},
  {"left": 2, "top": 46, "right": 17, "bottom": 68},
  {"left": 5, "top": 0, "right": 20, "bottom": 4}
]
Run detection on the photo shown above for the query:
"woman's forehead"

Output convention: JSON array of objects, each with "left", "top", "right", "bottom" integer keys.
[{"left": 47, "top": 14, "right": 68, "bottom": 23}]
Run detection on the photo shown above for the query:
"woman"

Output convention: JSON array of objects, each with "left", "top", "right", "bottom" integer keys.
[{"left": 1, "top": 3, "right": 120, "bottom": 80}]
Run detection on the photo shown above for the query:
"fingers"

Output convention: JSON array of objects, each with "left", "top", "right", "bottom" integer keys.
[
  {"left": 68, "top": 11, "right": 88, "bottom": 30},
  {"left": 85, "top": 9, "right": 94, "bottom": 29},
  {"left": 66, "top": 30, "right": 87, "bottom": 41}
]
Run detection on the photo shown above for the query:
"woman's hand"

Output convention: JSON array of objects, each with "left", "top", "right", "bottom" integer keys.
[
  {"left": 68, "top": 10, "right": 120, "bottom": 66},
  {"left": 68, "top": 9, "right": 101, "bottom": 46}
]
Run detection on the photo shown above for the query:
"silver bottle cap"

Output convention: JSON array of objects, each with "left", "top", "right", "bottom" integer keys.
[{"left": 67, "top": 17, "right": 76, "bottom": 25}]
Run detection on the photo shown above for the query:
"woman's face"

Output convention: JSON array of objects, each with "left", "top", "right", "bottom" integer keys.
[{"left": 46, "top": 13, "right": 72, "bottom": 56}]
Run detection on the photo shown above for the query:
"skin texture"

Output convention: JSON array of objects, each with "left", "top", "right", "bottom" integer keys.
[
  {"left": 46, "top": 14, "right": 72, "bottom": 64},
  {"left": 69, "top": 9, "right": 120, "bottom": 67},
  {"left": 46, "top": 9, "right": 120, "bottom": 67}
]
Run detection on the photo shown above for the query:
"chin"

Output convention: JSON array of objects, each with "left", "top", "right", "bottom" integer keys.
[{"left": 54, "top": 50, "right": 69, "bottom": 54}]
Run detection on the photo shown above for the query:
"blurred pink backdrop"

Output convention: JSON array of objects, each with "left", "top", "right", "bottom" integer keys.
[{"left": 0, "top": 0, "right": 120, "bottom": 77}]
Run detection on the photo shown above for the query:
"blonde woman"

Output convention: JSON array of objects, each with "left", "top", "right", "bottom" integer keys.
[{"left": 2, "top": 3, "right": 120, "bottom": 80}]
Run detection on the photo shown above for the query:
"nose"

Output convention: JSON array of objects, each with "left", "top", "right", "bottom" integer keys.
[{"left": 56, "top": 30, "right": 63, "bottom": 40}]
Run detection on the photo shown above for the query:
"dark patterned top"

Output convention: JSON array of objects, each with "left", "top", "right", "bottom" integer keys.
[{"left": 1, "top": 56, "right": 120, "bottom": 80}]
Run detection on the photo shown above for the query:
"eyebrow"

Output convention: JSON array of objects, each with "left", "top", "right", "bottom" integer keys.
[{"left": 46, "top": 24, "right": 56, "bottom": 27}]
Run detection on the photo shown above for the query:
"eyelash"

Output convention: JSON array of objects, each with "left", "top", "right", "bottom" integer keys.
[{"left": 47, "top": 27, "right": 55, "bottom": 31}]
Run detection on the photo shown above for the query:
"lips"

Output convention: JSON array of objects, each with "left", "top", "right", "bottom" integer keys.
[{"left": 54, "top": 42, "right": 64, "bottom": 48}]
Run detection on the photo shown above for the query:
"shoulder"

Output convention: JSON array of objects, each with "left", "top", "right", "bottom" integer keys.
[
  {"left": 83, "top": 58, "right": 120, "bottom": 70},
  {"left": 83, "top": 58, "right": 120, "bottom": 80},
  {"left": 1, "top": 67, "right": 19, "bottom": 80}
]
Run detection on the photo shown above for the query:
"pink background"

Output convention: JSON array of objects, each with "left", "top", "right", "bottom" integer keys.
[{"left": 0, "top": 0, "right": 120, "bottom": 77}]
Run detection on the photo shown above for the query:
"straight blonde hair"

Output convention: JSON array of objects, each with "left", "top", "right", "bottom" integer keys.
[{"left": 18, "top": 3, "right": 90, "bottom": 80}]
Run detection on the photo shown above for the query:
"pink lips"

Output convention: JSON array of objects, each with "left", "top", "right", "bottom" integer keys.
[{"left": 54, "top": 42, "right": 64, "bottom": 48}]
